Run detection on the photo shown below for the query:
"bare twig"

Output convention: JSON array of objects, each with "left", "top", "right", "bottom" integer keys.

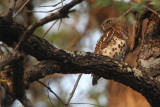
[
  {"left": 25, "top": 7, "right": 61, "bottom": 13},
  {"left": 58, "top": 19, "right": 62, "bottom": 31},
  {"left": 5, "top": 0, "right": 17, "bottom": 19},
  {"left": 61, "top": 0, "right": 64, "bottom": 7},
  {"left": 42, "top": 20, "right": 58, "bottom": 38},
  {"left": 65, "top": 74, "right": 82, "bottom": 106},
  {"left": 0, "top": 10, "right": 7, "bottom": 15},
  {"left": 0, "top": 43, "right": 10, "bottom": 53},
  {"left": 57, "top": 0, "right": 65, "bottom": 31},
  {"left": 145, "top": 6, "right": 160, "bottom": 18},
  {"left": 47, "top": 75, "right": 54, "bottom": 107},
  {"left": 39, "top": 0, "right": 66, "bottom": 7},
  {"left": 37, "top": 80, "right": 65, "bottom": 105},
  {"left": 0, "top": 47, "right": 4, "bottom": 59},
  {"left": 13, "top": 0, "right": 30, "bottom": 18}
]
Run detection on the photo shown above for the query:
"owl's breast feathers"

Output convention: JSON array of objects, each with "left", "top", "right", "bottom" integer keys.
[{"left": 95, "top": 23, "right": 128, "bottom": 60}]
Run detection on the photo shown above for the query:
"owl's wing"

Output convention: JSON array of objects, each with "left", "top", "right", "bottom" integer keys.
[
  {"left": 95, "top": 30, "right": 115, "bottom": 54},
  {"left": 92, "top": 30, "right": 115, "bottom": 86}
]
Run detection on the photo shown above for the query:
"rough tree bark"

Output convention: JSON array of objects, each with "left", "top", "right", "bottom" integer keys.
[{"left": 0, "top": 0, "right": 159, "bottom": 107}]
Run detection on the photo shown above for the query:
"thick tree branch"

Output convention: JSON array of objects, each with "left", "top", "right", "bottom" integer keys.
[{"left": 23, "top": 51, "right": 160, "bottom": 106}]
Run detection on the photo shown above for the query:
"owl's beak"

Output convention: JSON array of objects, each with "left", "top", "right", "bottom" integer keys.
[{"left": 101, "top": 25, "right": 106, "bottom": 31}]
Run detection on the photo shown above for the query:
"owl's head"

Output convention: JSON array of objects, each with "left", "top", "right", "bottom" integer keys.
[{"left": 101, "top": 18, "right": 119, "bottom": 31}]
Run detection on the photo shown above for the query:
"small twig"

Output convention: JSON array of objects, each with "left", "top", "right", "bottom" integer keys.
[
  {"left": 58, "top": 19, "right": 62, "bottom": 31},
  {"left": 38, "top": 0, "right": 66, "bottom": 7},
  {"left": 61, "top": 0, "right": 64, "bottom": 7},
  {"left": 42, "top": 20, "right": 58, "bottom": 38},
  {"left": 65, "top": 74, "right": 82, "bottom": 106},
  {"left": 0, "top": 47, "right": 4, "bottom": 59},
  {"left": 25, "top": 7, "right": 61, "bottom": 13},
  {"left": 5, "top": 0, "right": 17, "bottom": 19},
  {"left": 0, "top": 43, "right": 10, "bottom": 53},
  {"left": 25, "top": 10, "right": 49, "bottom": 13},
  {"left": 37, "top": 80, "right": 65, "bottom": 105},
  {"left": 13, "top": 0, "right": 30, "bottom": 18},
  {"left": 57, "top": 0, "right": 65, "bottom": 31},
  {"left": 0, "top": 10, "right": 7, "bottom": 15},
  {"left": 47, "top": 75, "right": 54, "bottom": 107},
  {"left": 145, "top": 6, "right": 160, "bottom": 18}
]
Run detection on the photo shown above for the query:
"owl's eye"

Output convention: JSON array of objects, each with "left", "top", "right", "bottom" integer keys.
[{"left": 106, "top": 20, "right": 112, "bottom": 25}]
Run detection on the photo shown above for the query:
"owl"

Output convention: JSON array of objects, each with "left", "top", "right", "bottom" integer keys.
[{"left": 92, "top": 18, "right": 128, "bottom": 85}]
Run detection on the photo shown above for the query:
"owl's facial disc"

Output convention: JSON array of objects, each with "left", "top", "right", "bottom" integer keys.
[
  {"left": 101, "top": 18, "right": 118, "bottom": 31},
  {"left": 101, "top": 19, "right": 113, "bottom": 31}
]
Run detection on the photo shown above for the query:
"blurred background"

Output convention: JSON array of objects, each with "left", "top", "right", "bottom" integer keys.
[{"left": 1, "top": 0, "right": 159, "bottom": 107}]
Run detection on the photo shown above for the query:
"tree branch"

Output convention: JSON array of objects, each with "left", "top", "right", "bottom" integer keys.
[
  {"left": 5, "top": 0, "right": 17, "bottom": 20},
  {"left": 15, "top": 0, "right": 83, "bottom": 51},
  {"left": 0, "top": 51, "right": 33, "bottom": 107},
  {"left": 23, "top": 49, "right": 160, "bottom": 106}
]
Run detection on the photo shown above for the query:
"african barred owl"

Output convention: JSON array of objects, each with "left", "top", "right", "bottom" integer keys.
[{"left": 92, "top": 18, "right": 128, "bottom": 85}]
